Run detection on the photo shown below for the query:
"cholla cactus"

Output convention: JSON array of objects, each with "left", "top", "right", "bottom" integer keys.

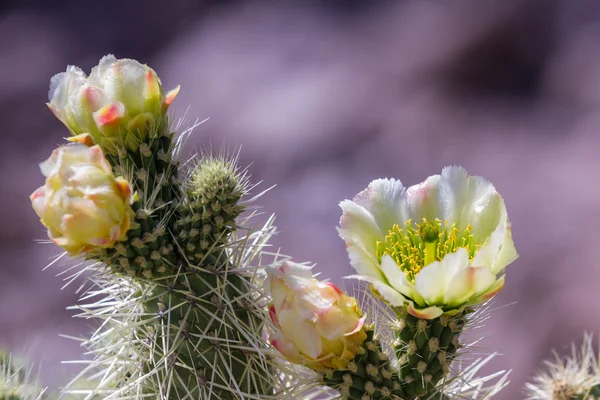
[
  {"left": 0, "top": 351, "right": 46, "bottom": 400},
  {"left": 31, "top": 55, "right": 517, "bottom": 400},
  {"left": 338, "top": 167, "right": 518, "bottom": 397},
  {"left": 32, "top": 55, "right": 295, "bottom": 400},
  {"left": 525, "top": 333, "right": 600, "bottom": 400}
]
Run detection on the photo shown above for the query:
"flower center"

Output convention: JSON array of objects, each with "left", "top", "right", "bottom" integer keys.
[{"left": 375, "top": 218, "right": 481, "bottom": 283}]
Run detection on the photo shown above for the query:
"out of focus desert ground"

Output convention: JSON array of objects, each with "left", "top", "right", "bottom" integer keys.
[{"left": 1, "top": 1, "right": 600, "bottom": 398}]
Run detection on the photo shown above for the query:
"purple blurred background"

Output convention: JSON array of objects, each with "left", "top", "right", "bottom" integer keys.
[{"left": 2, "top": 0, "right": 600, "bottom": 398}]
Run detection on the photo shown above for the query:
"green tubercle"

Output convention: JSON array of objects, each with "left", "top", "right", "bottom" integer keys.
[
  {"left": 323, "top": 327, "right": 406, "bottom": 400},
  {"left": 393, "top": 309, "right": 469, "bottom": 398},
  {"left": 174, "top": 156, "right": 247, "bottom": 267}
]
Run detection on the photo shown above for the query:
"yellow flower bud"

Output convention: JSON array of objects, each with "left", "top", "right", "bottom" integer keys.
[
  {"left": 30, "top": 144, "right": 133, "bottom": 255},
  {"left": 47, "top": 55, "right": 179, "bottom": 145},
  {"left": 266, "top": 262, "right": 367, "bottom": 371}
]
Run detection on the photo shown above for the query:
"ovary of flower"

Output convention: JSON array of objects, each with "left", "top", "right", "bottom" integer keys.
[
  {"left": 47, "top": 54, "right": 180, "bottom": 145},
  {"left": 30, "top": 144, "right": 134, "bottom": 255},
  {"left": 338, "top": 166, "right": 518, "bottom": 319},
  {"left": 265, "top": 262, "right": 367, "bottom": 371}
]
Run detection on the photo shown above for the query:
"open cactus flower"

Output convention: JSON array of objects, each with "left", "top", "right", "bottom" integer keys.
[
  {"left": 339, "top": 166, "right": 518, "bottom": 319},
  {"left": 265, "top": 262, "right": 367, "bottom": 371},
  {"left": 30, "top": 144, "right": 133, "bottom": 255},
  {"left": 47, "top": 54, "right": 180, "bottom": 152}
]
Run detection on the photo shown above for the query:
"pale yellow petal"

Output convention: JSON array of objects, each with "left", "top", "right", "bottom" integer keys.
[
  {"left": 443, "top": 265, "right": 496, "bottom": 308},
  {"left": 414, "top": 248, "right": 469, "bottom": 306}
]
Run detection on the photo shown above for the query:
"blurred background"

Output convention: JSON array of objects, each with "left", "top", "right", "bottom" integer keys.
[{"left": 1, "top": 0, "right": 600, "bottom": 398}]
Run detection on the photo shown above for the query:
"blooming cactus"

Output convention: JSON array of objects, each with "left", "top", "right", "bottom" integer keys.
[
  {"left": 30, "top": 144, "right": 133, "bottom": 255},
  {"left": 338, "top": 166, "right": 518, "bottom": 319},
  {"left": 266, "top": 262, "right": 367, "bottom": 371},
  {"left": 47, "top": 54, "right": 179, "bottom": 149}
]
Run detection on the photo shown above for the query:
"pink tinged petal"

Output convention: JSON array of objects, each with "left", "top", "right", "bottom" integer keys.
[
  {"left": 114, "top": 177, "right": 132, "bottom": 202},
  {"left": 478, "top": 275, "right": 505, "bottom": 302},
  {"left": 277, "top": 261, "right": 314, "bottom": 280},
  {"left": 268, "top": 305, "right": 280, "bottom": 328},
  {"left": 39, "top": 148, "right": 61, "bottom": 177},
  {"left": 269, "top": 331, "right": 302, "bottom": 362},
  {"left": 162, "top": 85, "right": 180, "bottom": 111},
  {"left": 144, "top": 69, "right": 161, "bottom": 102},
  {"left": 92, "top": 102, "right": 125, "bottom": 127},
  {"left": 323, "top": 281, "right": 343, "bottom": 295},
  {"left": 443, "top": 265, "right": 497, "bottom": 308},
  {"left": 406, "top": 175, "right": 442, "bottom": 222},
  {"left": 30, "top": 187, "right": 47, "bottom": 217},
  {"left": 346, "top": 316, "right": 366, "bottom": 336},
  {"left": 407, "top": 302, "right": 444, "bottom": 320},
  {"left": 109, "top": 225, "right": 122, "bottom": 241},
  {"left": 82, "top": 85, "right": 109, "bottom": 111},
  {"left": 439, "top": 166, "right": 501, "bottom": 241},
  {"left": 88, "top": 237, "right": 110, "bottom": 246},
  {"left": 46, "top": 103, "right": 62, "bottom": 121},
  {"left": 278, "top": 309, "right": 322, "bottom": 359},
  {"left": 269, "top": 278, "right": 288, "bottom": 313}
]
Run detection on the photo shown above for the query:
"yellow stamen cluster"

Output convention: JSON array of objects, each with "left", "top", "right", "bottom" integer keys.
[{"left": 376, "top": 219, "right": 481, "bottom": 283}]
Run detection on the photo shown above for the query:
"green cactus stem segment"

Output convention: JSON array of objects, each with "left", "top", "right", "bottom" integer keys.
[
  {"left": 93, "top": 117, "right": 183, "bottom": 278},
  {"left": 99, "top": 198, "right": 176, "bottom": 279},
  {"left": 393, "top": 309, "right": 469, "bottom": 398},
  {"left": 174, "top": 157, "right": 247, "bottom": 267},
  {"left": 323, "top": 328, "right": 406, "bottom": 400},
  {"left": 376, "top": 219, "right": 481, "bottom": 283},
  {"left": 579, "top": 384, "right": 600, "bottom": 400},
  {"left": 0, "top": 351, "right": 45, "bottom": 400},
  {"left": 105, "top": 116, "right": 181, "bottom": 213},
  {"left": 140, "top": 270, "right": 275, "bottom": 399}
]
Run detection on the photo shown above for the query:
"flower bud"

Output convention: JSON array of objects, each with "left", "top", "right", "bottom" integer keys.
[
  {"left": 30, "top": 144, "right": 134, "bottom": 255},
  {"left": 47, "top": 55, "right": 179, "bottom": 147},
  {"left": 266, "top": 262, "right": 367, "bottom": 371}
]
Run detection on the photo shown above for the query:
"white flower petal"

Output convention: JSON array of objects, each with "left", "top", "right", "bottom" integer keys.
[
  {"left": 343, "top": 236, "right": 385, "bottom": 281},
  {"left": 414, "top": 248, "right": 469, "bottom": 306},
  {"left": 468, "top": 274, "right": 506, "bottom": 305},
  {"left": 351, "top": 178, "right": 409, "bottom": 235},
  {"left": 406, "top": 175, "right": 442, "bottom": 222},
  {"left": 49, "top": 66, "right": 87, "bottom": 105},
  {"left": 379, "top": 255, "right": 419, "bottom": 302},
  {"left": 89, "top": 54, "right": 118, "bottom": 84},
  {"left": 443, "top": 265, "right": 497, "bottom": 308},
  {"left": 439, "top": 166, "right": 501, "bottom": 242},
  {"left": 338, "top": 200, "right": 384, "bottom": 255},
  {"left": 471, "top": 200, "right": 518, "bottom": 275},
  {"left": 100, "top": 58, "right": 149, "bottom": 116},
  {"left": 345, "top": 274, "right": 407, "bottom": 307}
]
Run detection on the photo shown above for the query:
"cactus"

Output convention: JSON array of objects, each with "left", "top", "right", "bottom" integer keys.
[
  {"left": 0, "top": 351, "right": 46, "bottom": 400},
  {"left": 526, "top": 333, "right": 600, "bottom": 400},
  {"left": 392, "top": 309, "right": 467, "bottom": 397},
  {"left": 31, "top": 55, "right": 518, "bottom": 400}
]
